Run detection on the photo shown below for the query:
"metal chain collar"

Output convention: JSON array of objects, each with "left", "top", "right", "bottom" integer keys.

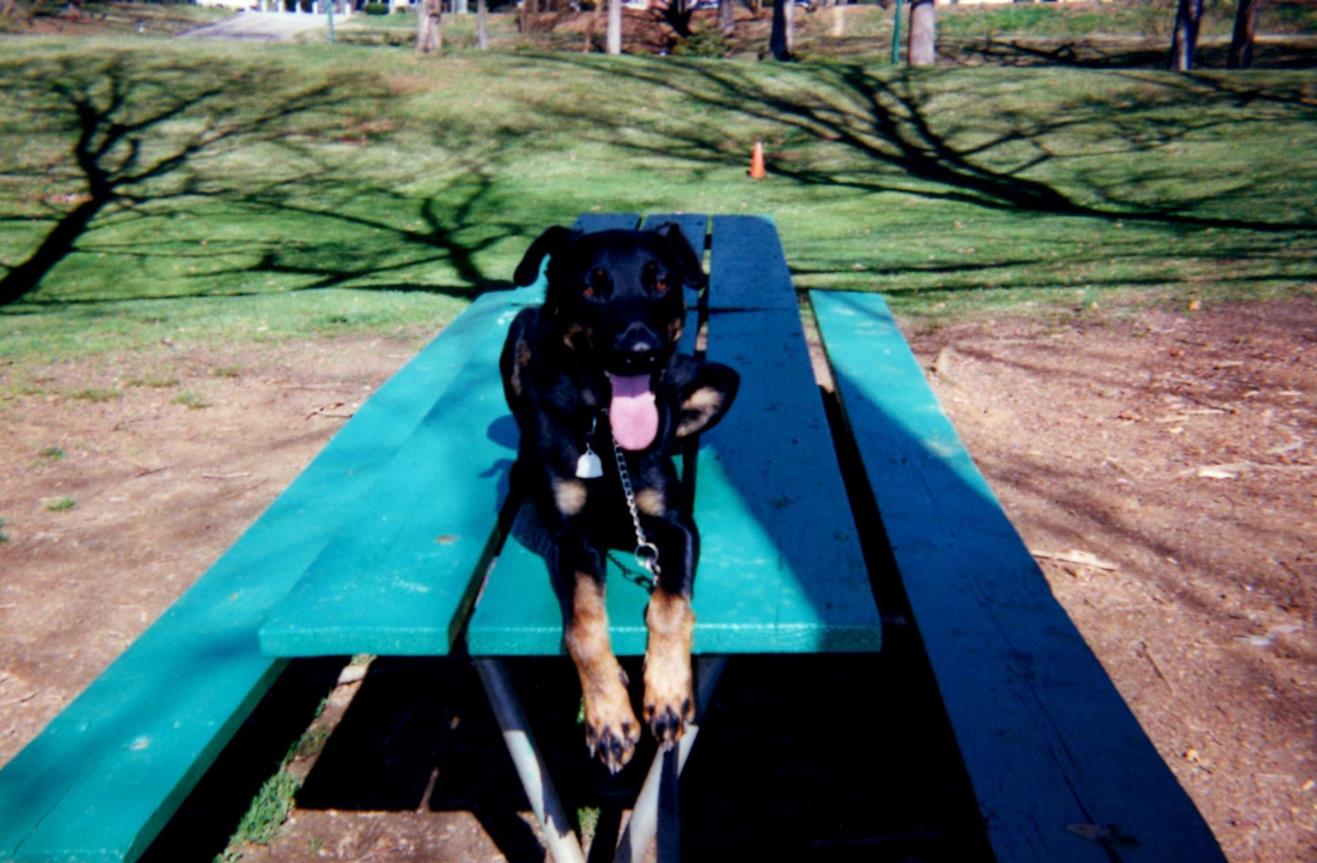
[{"left": 607, "top": 424, "right": 661, "bottom": 579}]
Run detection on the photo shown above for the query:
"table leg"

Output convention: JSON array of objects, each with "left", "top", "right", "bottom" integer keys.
[
  {"left": 474, "top": 658, "right": 587, "bottom": 863},
  {"left": 614, "top": 655, "right": 727, "bottom": 863}
]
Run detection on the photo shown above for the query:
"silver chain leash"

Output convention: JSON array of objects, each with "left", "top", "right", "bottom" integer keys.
[{"left": 608, "top": 428, "right": 661, "bottom": 579}]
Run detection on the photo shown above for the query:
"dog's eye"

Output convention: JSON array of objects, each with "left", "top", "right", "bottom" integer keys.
[
  {"left": 643, "top": 261, "right": 670, "bottom": 295},
  {"left": 583, "top": 268, "right": 609, "bottom": 300}
]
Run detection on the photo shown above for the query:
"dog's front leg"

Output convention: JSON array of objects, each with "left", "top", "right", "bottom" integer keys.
[
  {"left": 560, "top": 544, "right": 640, "bottom": 774},
  {"left": 641, "top": 515, "right": 698, "bottom": 746}
]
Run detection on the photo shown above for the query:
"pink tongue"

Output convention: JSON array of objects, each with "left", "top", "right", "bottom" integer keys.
[{"left": 608, "top": 373, "right": 659, "bottom": 451}]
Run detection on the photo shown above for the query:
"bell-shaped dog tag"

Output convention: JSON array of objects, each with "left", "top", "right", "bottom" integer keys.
[{"left": 575, "top": 448, "right": 603, "bottom": 480}]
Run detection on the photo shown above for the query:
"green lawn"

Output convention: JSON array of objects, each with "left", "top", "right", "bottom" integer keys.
[{"left": 0, "top": 37, "right": 1313, "bottom": 362}]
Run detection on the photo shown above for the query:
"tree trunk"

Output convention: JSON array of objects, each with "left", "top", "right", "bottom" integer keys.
[
  {"left": 718, "top": 0, "right": 734, "bottom": 37},
  {"left": 1227, "top": 0, "right": 1261, "bottom": 69},
  {"left": 416, "top": 0, "right": 443, "bottom": 53},
  {"left": 477, "top": 0, "right": 488, "bottom": 48},
  {"left": 907, "top": 0, "right": 935, "bottom": 66},
  {"left": 1170, "top": 0, "right": 1203, "bottom": 71},
  {"left": 607, "top": 0, "right": 621, "bottom": 54},
  {"left": 769, "top": 0, "right": 790, "bottom": 60}
]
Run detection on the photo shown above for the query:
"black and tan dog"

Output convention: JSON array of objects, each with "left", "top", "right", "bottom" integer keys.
[{"left": 499, "top": 223, "right": 739, "bottom": 773}]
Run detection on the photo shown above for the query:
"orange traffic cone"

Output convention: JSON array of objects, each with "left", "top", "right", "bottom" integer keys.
[{"left": 749, "top": 140, "right": 766, "bottom": 179}]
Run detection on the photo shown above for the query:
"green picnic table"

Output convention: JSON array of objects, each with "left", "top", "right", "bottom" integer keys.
[{"left": 0, "top": 213, "right": 1224, "bottom": 863}]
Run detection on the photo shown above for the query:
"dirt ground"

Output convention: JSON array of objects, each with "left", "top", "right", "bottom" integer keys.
[{"left": 0, "top": 297, "right": 1313, "bottom": 862}]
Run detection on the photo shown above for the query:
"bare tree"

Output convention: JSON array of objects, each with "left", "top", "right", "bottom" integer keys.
[
  {"left": 1170, "top": 0, "right": 1203, "bottom": 70},
  {"left": 1228, "top": 0, "right": 1262, "bottom": 69},
  {"left": 908, "top": 0, "right": 936, "bottom": 66}
]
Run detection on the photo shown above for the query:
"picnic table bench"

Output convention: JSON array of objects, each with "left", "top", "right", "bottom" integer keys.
[{"left": 0, "top": 213, "right": 1223, "bottom": 863}]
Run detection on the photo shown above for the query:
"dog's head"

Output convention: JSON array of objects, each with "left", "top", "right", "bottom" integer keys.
[
  {"left": 513, "top": 223, "right": 707, "bottom": 451},
  {"left": 514, "top": 223, "right": 704, "bottom": 377}
]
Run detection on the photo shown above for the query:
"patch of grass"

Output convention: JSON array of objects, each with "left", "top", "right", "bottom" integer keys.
[
  {"left": 38, "top": 446, "right": 65, "bottom": 461},
  {"left": 212, "top": 365, "right": 243, "bottom": 379},
  {"left": 171, "top": 390, "right": 211, "bottom": 410},
  {"left": 229, "top": 769, "right": 299, "bottom": 849},
  {"left": 46, "top": 496, "right": 76, "bottom": 512},
  {"left": 218, "top": 700, "right": 341, "bottom": 861},
  {"left": 126, "top": 375, "right": 179, "bottom": 389},
  {"left": 578, "top": 805, "right": 600, "bottom": 847},
  {"left": 0, "top": 518, "right": 8, "bottom": 543},
  {"left": 69, "top": 387, "right": 121, "bottom": 403}
]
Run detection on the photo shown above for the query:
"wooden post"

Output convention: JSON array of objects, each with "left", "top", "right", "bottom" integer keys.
[{"left": 477, "top": 0, "right": 488, "bottom": 48}]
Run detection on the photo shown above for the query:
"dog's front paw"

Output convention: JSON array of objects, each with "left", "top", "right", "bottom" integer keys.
[
  {"left": 583, "top": 677, "right": 641, "bottom": 774},
  {"left": 643, "top": 662, "right": 694, "bottom": 746},
  {"left": 643, "top": 591, "right": 696, "bottom": 746}
]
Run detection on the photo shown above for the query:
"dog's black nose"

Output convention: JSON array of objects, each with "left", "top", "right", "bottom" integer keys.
[{"left": 614, "top": 323, "right": 660, "bottom": 371}]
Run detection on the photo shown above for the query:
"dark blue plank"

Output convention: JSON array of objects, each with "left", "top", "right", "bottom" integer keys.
[
  {"left": 811, "top": 290, "right": 1224, "bottom": 863},
  {"left": 641, "top": 213, "right": 709, "bottom": 255},
  {"left": 576, "top": 213, "right": 641, "bottom": 233},
  {"left": 707, "top": 215, "right": 798, "bottom": 311}
]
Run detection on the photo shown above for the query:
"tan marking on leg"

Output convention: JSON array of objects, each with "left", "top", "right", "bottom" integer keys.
[
  {"left": 509, "top": 339, "right": 531, "bottom": 397},
  {"left": 563, "top": 322, "right": 594, "bottom": 352},
  {"left": 676, "top": 386, "right": 724, "bottom": 438},
  {"left": 635, "top": 487, "right": 665, "bottom": 518},
  {"left": 565, "top": 573, "right": 639, "bottom": 773},
  {"left": 553, "top": 478, "right": 588, "bottom": 516},
  {"left": 667, "top": 317, "right": 685, "bottom": 345},
  {"left": 643, "top": 589, "right": 696, "bottom": 745}
]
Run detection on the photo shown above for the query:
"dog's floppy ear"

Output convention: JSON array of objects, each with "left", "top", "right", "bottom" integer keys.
[
  {"left": 653, "top": 222, "right": 707, "bottom": 293},
  {"left": 515, "top": 225, "right": 580, "bottom": 288}
]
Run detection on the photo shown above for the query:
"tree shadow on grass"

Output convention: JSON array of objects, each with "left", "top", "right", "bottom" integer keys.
[
  {"left": 0, "top": 52, "right": 338, "bottom": 305},
  {"left": 519, "top": 55, "right": 1315, "bottom": 233},
  {"left": 940, "top": 34, "right": 1317, "bottom": 71},
  {"left": 0, "top": 50, "right": 532, "bottom": 310},
  {"left": 502, "top": 56, "right": 1314, "bottom": 304}
]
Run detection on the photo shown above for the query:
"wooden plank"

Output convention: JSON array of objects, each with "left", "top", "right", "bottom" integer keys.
[
  {"left": 0, "top": 290, "right": 529, "bottom": 863},
  {"left": 810, "top": 290, "right": 1225, "bottom": 863},
  {"left": 258, "top": 296, "right": 530, "bottom": 657},
  {"left": 707, "top": 215, "right": 798, "bottom": 311},
  {"left": 467, "top": 238, "right": 880, "bottom": 656}
]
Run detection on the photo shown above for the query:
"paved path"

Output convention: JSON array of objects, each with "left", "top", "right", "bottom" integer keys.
[{"left": 179, "top": 10, "right": 328, "bottom": 42}]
